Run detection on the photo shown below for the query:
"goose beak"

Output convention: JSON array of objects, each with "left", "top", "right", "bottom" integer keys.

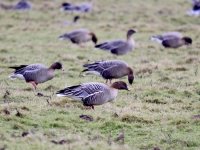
[{"left": 126, "top": 87, "right": 130, "bottom": 91}]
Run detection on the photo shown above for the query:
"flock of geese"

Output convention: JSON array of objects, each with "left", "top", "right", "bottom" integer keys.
[{"left": 2, "top": 0, "right": 196, "bottom": 109}]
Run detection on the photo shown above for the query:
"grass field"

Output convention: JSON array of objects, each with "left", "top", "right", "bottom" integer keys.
[{"left": 0, "top": 0, "right": 200, "bottom": 149}]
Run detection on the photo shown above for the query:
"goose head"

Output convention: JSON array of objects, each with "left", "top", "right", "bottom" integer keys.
[
  {"left": 127, "top": 67, "right": 134, "bottom": 85},
  {"left": 62, "top": 2, "right": 72, "bottom": 7},
  {"left": 50, "top": 62, "right": 63, "bottom": 70},
  {"left": 90, "top": 32, "right": 98, "bottom": 45},
  {"left": 127, "top": 29, "right": 136, "bottom": 39},
  {"left": 111, "top": 81, "right": 129, "bottom": 91},
  {"left": 182, "top": 37, "right": 192, "bottom": 45},
  {"left": 73, "top": 16, "right": 80, "bottom": 23}
]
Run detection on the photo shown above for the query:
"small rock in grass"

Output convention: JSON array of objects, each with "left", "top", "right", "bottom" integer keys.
[
  {"left": 153, "top": 147, "right": 161, "bottom": 150},
  {"left": 79, "top": 114, "right": 93, "bottom": 122},
  {"left": 51, "top": 139, "right": 69, "bottom": 145},
  {"left": 15, "top": 109, "right": 23, "bottom": 118},
  {"left": 22, "top": 131, "right": 29, "bottom": 137},
  {"left": 114, "top": 130, "right": 124, "bottom": 144},
  {"left": 2, "top": 108, "right": 10, "bottom": 115}
]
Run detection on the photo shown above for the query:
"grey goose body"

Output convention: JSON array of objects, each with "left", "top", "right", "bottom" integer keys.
[
  {"left": 82, "top": 60, "right": 134, "bottom": 84},
  {"left": 151, "top": 32, "right": 192, "bottom": 48},
  {"left": 9, "top": 62, "right": 62, "bottom": 89},
  {"left": 61, "top": 2, "right": 92, "bottom": 13},
  {"left": 56, "top": 81, "right": 129, "bottom": 109},
  {"left": 95, "top": 29, "right": 136, "bottom": 55},
  {"left": 59, "top": 29, "right": 97, "bottom": 46}
]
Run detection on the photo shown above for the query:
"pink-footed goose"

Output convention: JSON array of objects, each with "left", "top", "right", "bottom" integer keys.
[
  {"left": 95, "top": 29, "right": 136, "bottom": 55},
  {"left": 9, "top": 62, "right": 63, "bottom": 89},
  {"left": 56, "top": 81, "right": 129, "bottom": 109},
  {"left": 82, "top": 60, "right": 134, "bottom": 84},
  {"left": 151, "top": 32, "right": 192, "bottom": 48},
  {"left": 59, "top": 28, "right": 97, "bottom": 46}
]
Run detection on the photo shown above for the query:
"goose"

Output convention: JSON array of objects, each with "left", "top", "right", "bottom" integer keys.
[
  {"left": 56, "top": 81, "right": 129, "bottom": 109},
  {"left": 151, "top": 32, "right": 192, "bottom": 48},
  {"left": 187, "top": 0, "right": 200, "bottom": 16},
  {"left": 61, "top": 2, "right": 92, "bottom": 13},
  {"left": 0, "top": 0, "right": 31, "bottom": 10},
  {"left": 95, "top": 29, "right": 136, "bottom": 55},
  {"left": 14, "top": 0, "right": 31, "bottom": 10},
  {"left": 9, "top": 62, "right": 62, "bottom": 89},
  {"left": 59, "top": 29, "right": 98, "bottom": 46},
  {"left": 82, "top": 60, "right": 134, "bottom": 84}
]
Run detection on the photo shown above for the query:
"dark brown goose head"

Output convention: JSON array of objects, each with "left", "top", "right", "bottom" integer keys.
[
  {"left": 111, "top": 81, "right": 129, "bottom": 91},
  {"left": 182, "top": 37, "right": 192, "bottom": 45},
  {"left": 50, "top": 62, "right": 63, "bottom": 70},
  {"left": 127, "top": 67, "right": 134, "bottom": 85},
  {"left": 73, "top": 16, "right": 80, "bottom": 23},
  {"left": 127, "top": 29, "right": 136, "bottom": 39},
  {"left": 62, "top": 2, "right": 71, "bottom": 7},
  {"left": 90, "top": 32, "right": 98, "bottom": 45}
]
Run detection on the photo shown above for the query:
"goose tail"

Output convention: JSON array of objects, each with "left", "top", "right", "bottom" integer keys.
[
  {"left": 9, "top": 74, "right": 25, "bottom": 80},
  {"left": 150, "top": 36, "right": 163, "bottom": 44}
]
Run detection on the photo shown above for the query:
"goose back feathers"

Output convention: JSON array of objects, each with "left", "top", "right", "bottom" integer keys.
[
  {"left": 14, "top": 0, "right": 31, "bottom": 10},
  {"left": 59, "top": 29, "right": 97, "bottom": 45},
  {"left": 82, "top": 60, "right": 134, "bottom": 84}
]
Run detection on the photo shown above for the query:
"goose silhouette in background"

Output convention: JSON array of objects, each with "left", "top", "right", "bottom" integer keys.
[
  {"left": 151, "top": 32, "right": 192, "bottom": 48},
  {"left": 0, "top": 0, "right": 31, "bottom": 10},
  {"left": 95, "top": 29, "right": 136, "bottom": 55},
  {"left": 9, "top": 62, "right": 63, "bottom": 89},
  {"left": 56, "top": 81, "right": 129, "bottom": 109},
  {"left": 82, "top": 60, "right": 134, "bottom": 84},
  {"left": 61, "top": 2, "right": 92, "bottom": 13},
  {"left": 14, "top": 0, "right": 31, "bottom": 10},
  {"left": 59, "top": 29, "right": 98, "bottom": 46},
  {"left": 187, "top": 0, "right": 200, "bottom": 16}
]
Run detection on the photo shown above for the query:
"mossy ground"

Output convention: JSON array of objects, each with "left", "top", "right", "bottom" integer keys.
[{"left": 0, "top": 0, "right": 200, "bottom": 149}]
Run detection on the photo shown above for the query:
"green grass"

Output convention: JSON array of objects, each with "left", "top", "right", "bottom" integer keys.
[{"left": 0, "top": 0, "right": 200, "bottom": 149}]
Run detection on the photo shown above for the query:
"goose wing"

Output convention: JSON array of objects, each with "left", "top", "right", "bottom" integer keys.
[
  {"left": 83, "top": 60, "right": 127, "bottom": 75},
  {"left": 59, "top": 29, "right": 89, "bottom": 42},
  {"left": 13, "top": 64, "right": 46, "bottom": 74},
  {"left": 56, "top": 83, "right": 107, "bottom": 100},
  {"left": 95, "top": 40, "right": 126, "bottom": 51},
  {"left": 22, "top": 68, "right": 43, "bottom": 82},
  {"left": 82, "top": 91, "right": 106, "bottom": 106},
  {"left": 101, "top": 65, "right": 123, "bottom": 79},
  {"left": 151, "top": 32, "right": 182, "bottom": 43},
  {"left": 162, "top": 37, "right": 181, "bottom": 48}
]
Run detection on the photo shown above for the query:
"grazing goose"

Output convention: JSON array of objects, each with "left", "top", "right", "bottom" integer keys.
[
  {"left": 9, "top": 62, "right": 62, "bottom": 89},
  {"left": 95, "top": 29, "right": 136, "bottom": 55},
  {"left": 0, "top": 0, "right": 31, "bottom": 10},
  {"left": 61, "top": 2, "right": 92, "bottom": 13},
  {"left": 56, "top": 81, "right": 129, "bottom": 109},
  {"left": 187, "top": 0, "right": 200, "bottom": 16},
  {"left": 151, "top": 32, "right": 192, "bottom": 48},
  {"left": 14, "top": 0, "right": 31, "bottom": 10},
  {"left": 59, "top": 29, "right": 98, "bottom": 46},
  {"left": 82, "top": 60, "right": 134, "bottom": 84}
]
